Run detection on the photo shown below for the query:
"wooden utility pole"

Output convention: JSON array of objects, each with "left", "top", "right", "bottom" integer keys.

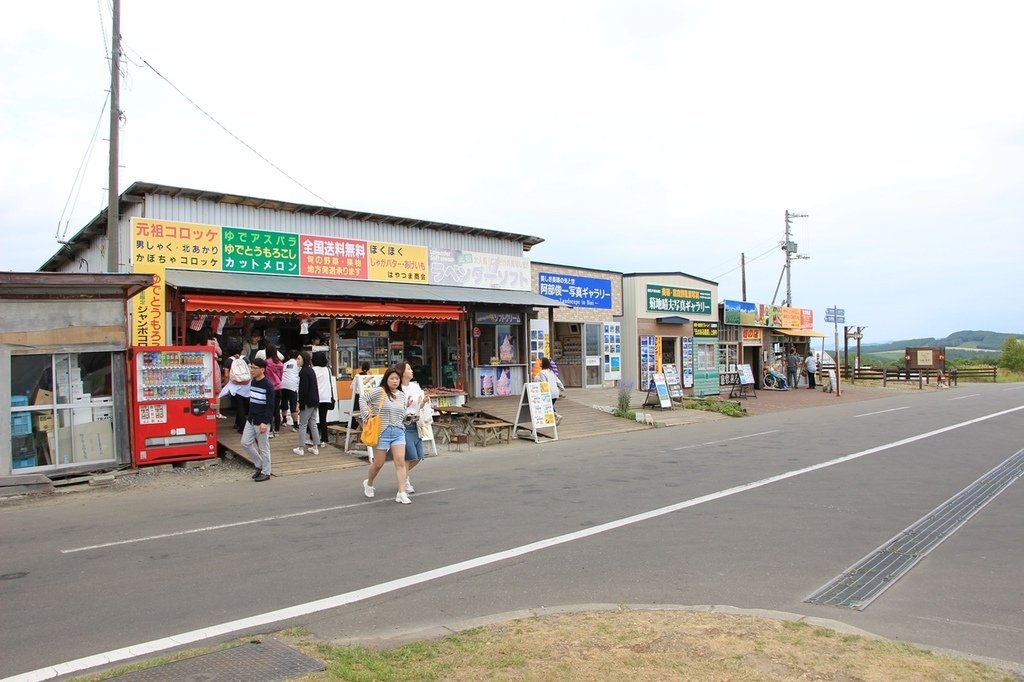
[
  {"left": 740, "top": 252, "right": 747, "bottom": 301},
  {"left": 106, "top": 0, "right": 121, "bottom": 273}
]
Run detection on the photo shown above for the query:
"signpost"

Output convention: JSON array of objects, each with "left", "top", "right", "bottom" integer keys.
[{"left": 826, "top": 306, "right": 844, "bottom": 396}]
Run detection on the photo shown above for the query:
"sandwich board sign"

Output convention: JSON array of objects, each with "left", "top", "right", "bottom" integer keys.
[{"left": 513, "top": 381, "right": 558, "bottom": 443}]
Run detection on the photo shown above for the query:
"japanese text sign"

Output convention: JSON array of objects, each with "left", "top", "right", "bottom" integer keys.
[
  {"left": 646, "top": 284, "right": 712, "bottom": 315},
  {"left": 538, "top": 272, "right": 612, "bottom": 309}
]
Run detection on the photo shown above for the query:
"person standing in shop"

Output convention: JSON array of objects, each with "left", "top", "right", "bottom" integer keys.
[
  {"left": 260, "top": 342, "right": 285, "bottom": 436},
  {"left": 786, "top": 347, "right": 800, "bottom": 390},
  {"left": 804, "top": 351, "right": 818, "bottom": 390},
  {"left": 293, "top": 351, "right": 320, "bottom": 457},
  {"left": 361, "top": 367, "right": 412, "bottom": 504},
  {"left": 312, "top": 351, "right": 335, "bottom": 448},
  {"left": 241, "top": 357, "right": 274, "bottom": 482},
  {"left": 397, "top": 361, "right": 430, "bottom": 493},
  {"left": 349, "top": 361, "right": 371, "bottom": 428},
  {"left": 198, "top": 328, "right": 226, "bottom": 419},
  {"left": 242, "top": 328, "right": 264, "bottom": 362},
  {"left": 222, "top": 341, "right": 251, "bottom": 433},
  {"left": 280, "top": 349, "right": 300, "bottom": 431}
]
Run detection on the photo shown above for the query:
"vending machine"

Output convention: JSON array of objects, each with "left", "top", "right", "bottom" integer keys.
[{"left": 128, "top": 346, "right": 218, "bottom": 466}]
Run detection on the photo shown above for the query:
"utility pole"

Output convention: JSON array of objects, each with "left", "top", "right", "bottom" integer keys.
[
  {"left": 740, "top": 252, "right": 747, "bottom": 301},
  {"left": 781, "top": 210, "right": 808, "bottom": 306},
  {"left": 106, "top": 0, "right": 121, "bottom": 273}
]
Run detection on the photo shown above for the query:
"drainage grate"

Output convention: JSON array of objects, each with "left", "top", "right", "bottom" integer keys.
[
  {"left": 109, "top": 638, "right": 325, "bottom": 681},
  {"left": 806, "top": 447, "right": 1024, "bottom": 610}
]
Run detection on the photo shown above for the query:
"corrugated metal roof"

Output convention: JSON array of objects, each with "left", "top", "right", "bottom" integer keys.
[
  {"left": 41, "top": 181, "right": 545, "bottom": 271},
  {"left": 164, "top": 269, "right": 560, "bottom": 308}
]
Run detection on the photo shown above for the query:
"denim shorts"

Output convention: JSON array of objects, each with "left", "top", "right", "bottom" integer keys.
[
  {"left": 376, "top": 425, "right": 406, "bottom": 451},
  {"left": 404, "top": 424, "right": 425, "bottom": 461}
]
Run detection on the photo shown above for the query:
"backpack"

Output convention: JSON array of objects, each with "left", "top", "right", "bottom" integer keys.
[{"left": 229, "top": 356, "right": 251, "bottom": 383}]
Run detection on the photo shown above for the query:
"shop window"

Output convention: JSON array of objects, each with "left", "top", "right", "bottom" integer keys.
[
  {"left": 718, "top": 343, "right": 739, "bottom": 372},
  {"left": 696, "top": 343, "right": 716, "bottom": 371},
  {"left": 9, "top": 353, "right": 116, "bottom": 471}
]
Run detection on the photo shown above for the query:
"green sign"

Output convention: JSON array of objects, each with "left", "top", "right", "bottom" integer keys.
[
  {"left": 647, "top": 284, "right": 712, "bottom": 315},
  {"left": 222, "top": 227, "right": 300, "bottom": 275}
]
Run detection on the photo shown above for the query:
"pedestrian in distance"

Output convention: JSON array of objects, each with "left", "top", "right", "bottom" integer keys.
[
  {"left": 241, "top": 357, "right": 275, "bottom": 482},
  {"left": 804, "top": 351, "right": 817, "bottom": 390},
  {"left": 786, "top": 347, "right": 799, "bottom": 390},
  {"left": 361, "top": 367, "right": 412, "bottom": 504},
  {"left": 293, "top": 351, "right": 320, "bottom": 457},
  {"left": 396, "top": 361, "right": 430, "bottom": 494},
  {"left": 537, "top": 357, "right": 565, "bottom": 424}
]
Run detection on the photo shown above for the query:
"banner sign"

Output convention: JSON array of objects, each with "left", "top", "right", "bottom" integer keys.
[
  {"left": 646, "top": 284, "right": 712, "bottom": 315},
  {"left": 129, "top": 217, "right": 534, "bottom": 345},
  {"left": 222, "top": 227, "right": 299, "bottom": 275},
  {"left": 693, "top": 321, "right": 719, "bottom": 337},
  {"left": 476, "top": 312, "right": 523, "bottom": 325},
  {"left": 430, "top": 248, "right": 531, "bottom": 291},
  {"left": 538, "top": 272, "right": 613, "bottom": 309},
  {"left": 723, "top": 299, "right": 758, "bottom": 325},
  {"left": 724, "top": 298, "right": 813, "bottom": 329}
]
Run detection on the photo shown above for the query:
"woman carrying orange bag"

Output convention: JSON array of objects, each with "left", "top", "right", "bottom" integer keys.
[{"left": 360, "top": 367, "right": 412, "bottom": 504}]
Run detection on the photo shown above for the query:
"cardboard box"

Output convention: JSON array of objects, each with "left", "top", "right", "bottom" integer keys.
[
  {"left": 33, "top": 413, "right": 54, "bottom": 432},
  {"left": 55, "top": 421, "right": 115, "bottom": 464},
  {"left": 31, "top": 387, "right": 53, "bottom": 405}
]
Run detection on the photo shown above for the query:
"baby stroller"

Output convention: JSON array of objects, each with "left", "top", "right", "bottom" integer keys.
[{"left": 762, "top": 367, "right": 789, "bottom": 390}]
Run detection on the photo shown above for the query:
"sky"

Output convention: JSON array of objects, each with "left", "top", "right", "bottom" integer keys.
[{"left": 2, "top": 1, "right": 1022, "bottom": 344}]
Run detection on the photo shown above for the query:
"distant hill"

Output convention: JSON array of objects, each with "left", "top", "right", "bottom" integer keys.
[
  {"left": 851, "top": 330, "right": 1021, "bottom": 365},
  {"left": 860, "top": 330, "right": 1021, "bottom": 353}
]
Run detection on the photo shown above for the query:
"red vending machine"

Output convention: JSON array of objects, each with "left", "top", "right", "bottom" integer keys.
[{"left": 128, "top": 346, "right": 218, "bottom": 466}]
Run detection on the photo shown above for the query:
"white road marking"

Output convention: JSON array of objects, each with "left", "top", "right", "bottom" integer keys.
[
  {"left": 672, "top": 430, "right": 779, "bottom": 450},
  {"left": 911, "top": 614, "right": 1024, "bottom": 635},
  {"left": 948, "top": 393, "right": 980, "bottom": 401},
  {"left": 853, "top": 406, "right": 910, "bottom": 418},
  {"left": 11, "top": 405, "right": 1024, "bottom": 682},
  {"left": 1003, "top": 386, "right": 1024, "bottom": 392},
  {"left": 61, "top": 489, "right": 456, "bottom": 554}
]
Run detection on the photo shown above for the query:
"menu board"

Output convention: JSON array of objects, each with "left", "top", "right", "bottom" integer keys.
[
  {"left": 738, "top": 364, "right": 756, "bottom": 386},
  {"left": 513, "top": 382, "right": 559, "bottom": 443},
  {"left": 663, "top": 365, "right": 684, "bottom": 400}
]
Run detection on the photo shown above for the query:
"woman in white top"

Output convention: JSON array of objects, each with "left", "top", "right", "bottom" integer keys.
[
  {"left": 360, "top": 367, "right": 411, "bottom": 504},
  {"left": 349, "top": 361, "right": 371, "bottom": 428},
  {"left": 311, "top": 351, "right": 335, "bottom": 448},
  {"left": 537, "top": 357, "right": 566, "bottom": 424},
  {"left": 280, "top": 350, "right": 300, "bottom": 429},
  {"left": 396, "top": 361, "right": 430, "bottom": 493}
]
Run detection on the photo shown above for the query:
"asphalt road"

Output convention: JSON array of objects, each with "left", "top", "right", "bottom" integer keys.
[{"left": 2, "top": 383, "right": 1023, "bottom": 679}]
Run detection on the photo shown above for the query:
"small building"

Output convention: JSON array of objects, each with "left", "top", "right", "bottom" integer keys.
[{"left": 2, "top": 272, "right": 152, "bottom": 476}]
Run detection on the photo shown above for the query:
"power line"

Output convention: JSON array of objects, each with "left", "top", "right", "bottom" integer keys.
[
  {"left": 121, "top": 43, "right": 336, "bottom": 208},
  {"left": 57, "top": 91, "right": 111, "bottom": 243},
  {"left": 712, "top": 243, "right": 778, "bottom": 281}
]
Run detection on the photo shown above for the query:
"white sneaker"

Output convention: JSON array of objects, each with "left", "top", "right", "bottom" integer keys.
[
  {"left": 308, "top": 447, "right": 320, "bottom": 456},
  {"left": 362, "top": 479, "right": 375, "bottom": 498},
  {"left": 292, "top": 447, "right": 305, "bottom": 457},
  {"left": 396, "top": 491, "right": 412, "bottom": 504},
  {"left": 405, "top": 478, "right": 414, "bottom": 493}
]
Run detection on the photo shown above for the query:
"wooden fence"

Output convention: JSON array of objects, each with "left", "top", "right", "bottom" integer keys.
[{"left": 841, "top": 366, "right": 997, "bottom": 385}]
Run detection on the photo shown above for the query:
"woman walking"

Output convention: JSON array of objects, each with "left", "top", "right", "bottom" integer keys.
[
  {"left": 397, "top": 361, "right": 429, "bottom": 493},
  {"left": 280, "top": 349, "right": 300, "bottom": 430},
  {"left": 361, "top": 367, "right": 412, "bottom": 504},
  {"left": 293, "top": 351, "right": 320, "bottom": 456},
  {"left": 537, "top": 357, "right": 566, "bottom": 424}
]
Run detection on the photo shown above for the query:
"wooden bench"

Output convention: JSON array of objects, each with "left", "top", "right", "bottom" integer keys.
[
  {"left": 469, "top": 418, "right": 514, "bottom": 447},
  {"left": 326, "top": 423, "right": 365, "bottom": 453}
]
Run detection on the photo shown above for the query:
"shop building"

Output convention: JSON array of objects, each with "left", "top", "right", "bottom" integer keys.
[
  {"left": 2, "top": 273, "right": 152, "bottom": 477},
  {"left": 719, "top": 299, "right": 826, "bottom": 387},
  {"left": 529, "top": 262, "right": 623, "bottom": 388},
  {"left": 40, "top": 182, "right": 560, "bottom": 412},
  {"left": 621, "top": 272, "right": 721, "bottom": 397}
]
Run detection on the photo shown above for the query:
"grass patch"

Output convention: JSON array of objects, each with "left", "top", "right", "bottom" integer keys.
[
  {"left": 291, "top": 611, "right": 1013, "bottom": 681},
  {"left": 682, "top": 397, "right": 746, "bottom": 417}
]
